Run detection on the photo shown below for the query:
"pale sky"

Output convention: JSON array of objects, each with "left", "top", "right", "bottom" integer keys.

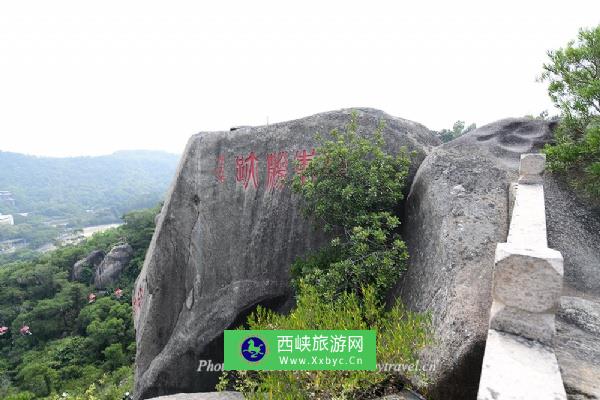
[{"left": 1, "top": 1, "right": 599, "bottom": 157}]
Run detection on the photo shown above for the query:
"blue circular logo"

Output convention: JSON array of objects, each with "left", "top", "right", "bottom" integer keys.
[{"left": 241, "top": 336, "right": 266, "bottom": 362}]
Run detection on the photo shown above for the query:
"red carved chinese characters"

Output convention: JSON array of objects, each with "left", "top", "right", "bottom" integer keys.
[
  {"left": 214, "top": 155, "right": 225, "bottom": 183},
  {"left": 295, "top": 149, "right": 316, "bottom": 184},
  {"left": 133, "top": 286, "right": 144, "bottom": 314},
  {"left": 217, "top": 148, "right": 314, "bottom": 190},
  {"left": 266, "top": 151, "right": 288, "bottom": 191},
  {"left": 235, "top": 152, "right": 259, "bottom": 190}
]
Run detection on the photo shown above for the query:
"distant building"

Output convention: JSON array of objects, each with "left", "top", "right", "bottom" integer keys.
[
  {"left": 0, "top": 191, "right": 15, "bottom": 207},
  {"left": 0, "top": 238, "right": 26, "bottom": 254},
  {"left": 0, "top": 213, "right": 14, "bottom": 226}
]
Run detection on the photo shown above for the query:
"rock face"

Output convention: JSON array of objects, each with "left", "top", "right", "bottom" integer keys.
[
  {"left": 556, "top": 297, "right": 600, "bottom": 399},
  {"left": 94, "top": 244, "right": 133, "bottom": 289},
  {"left": 394, "top": 118, "right": 556, "bottom": 399},
  {"left": 72, "top": 250, "right": 105, "bottom": 281},
  {"left": 395, "top": 118, "right": 600, "bottom": 400},
  {"left": 546, "top": 175, "right": 600, "bottom": 399},
  {"left": 133, "top": 108, "right": 439, "bottom": 399}
]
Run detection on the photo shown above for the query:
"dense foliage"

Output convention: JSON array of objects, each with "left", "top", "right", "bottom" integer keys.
[
  {"left": 218, "top": 285, "right": 430, "bottom": 400},
  {"left": 540, "top": 25, "right": 600, "bottom": 199},
  {"left": 0, "top": 150, "right": 179, "bottom": 226},
  {"left": 220, "top": 114, "right": 431, "bottom": 399},
  {"left": 0, "top": 206, "right": 158, "bottom": 399},
  {"left": 290, "top": 116, "right": 411, "bottom": 300}
]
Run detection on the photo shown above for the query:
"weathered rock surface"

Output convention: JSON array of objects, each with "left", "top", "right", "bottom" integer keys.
[
  {"left": 545, "top": 174, "right": 600, "bottom": 300},
  {"left": 133, "top": 108, "right": 440, "bottom": 399},
  {"left": 546, "top": 173, "right": 600, "bottom": 400},
  {"left": 555, "top": 297, "right": 600, "bottom": 399},
  {"left": 394, "top": 118, "right": 557, "bottom": 399},
  {"left": 72, "top": 249, "right": 105, "bottom": 281},
  {"left": 94, "top": 244, "right": 133, "bottom": 289},
  {"left": 374, "top": 390, "right": 426, "bottom": 400},
  {"left": 395, "top": 117, "right": 600, "bottom": 400}
]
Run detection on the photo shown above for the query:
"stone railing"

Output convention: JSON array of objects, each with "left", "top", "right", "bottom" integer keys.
[{"left": 477, "top": 154, "right": 568, "bottom": 400}]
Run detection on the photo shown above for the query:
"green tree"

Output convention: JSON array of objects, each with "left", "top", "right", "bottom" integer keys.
[
  {"left": 291, "top": 114, "right": 411, "bottom": 300},
  {"left": 13, "top": 281, "right": 86, "bottom": 344},
  {"left": 540, "top": 25, "right": 600, "bottom": 198},
  {"left": 102, "top": 344, "right": 127, "bottom": 370},
  {"left": 16, "top": 362, "right": 58, "bottom": 397},
  {"left": 437, "top": 120, "right": 477, "bottom": 143},
  {"left": 0, "top": 206, "right": 156, "bottom": 398}
]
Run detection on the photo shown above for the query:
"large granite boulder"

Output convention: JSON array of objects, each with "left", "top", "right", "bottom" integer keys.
[
  {"left": 393, "top": 118, "right": 555, "bottom": 399},
  {"left": 394, "top": 118, "right": 600, "bottom": 400},
  {"left": 72, "top": 249, "right": 105, "bottom": 281},
  {"left": 94, "top": 244, "right": 133, "bottom": 289},
  {"left": 133, "top": 108, "right": 440, "bottom": 399}
]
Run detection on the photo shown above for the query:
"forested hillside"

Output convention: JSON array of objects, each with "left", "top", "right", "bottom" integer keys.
[
  {"left": 0, "top": 206, "right": 158, "bottom": 399},
  {"left": 0, "top": 150, "right": 179, "bottom": 225}
]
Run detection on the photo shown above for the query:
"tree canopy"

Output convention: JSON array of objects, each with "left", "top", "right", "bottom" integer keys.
[
  {"left": 540, "top": 25, "right": 600, "bottom": 199},
  {"left": 0, "top": 206, "right": 158, "bottom": 399}
]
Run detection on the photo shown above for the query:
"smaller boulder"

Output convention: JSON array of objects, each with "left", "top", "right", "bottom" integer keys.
[
  {"left": 72, "top": 250, "right": 105, "bottom": 282},
  {"left": 94, "top": 244, "right": 133, "bottom": 289}
]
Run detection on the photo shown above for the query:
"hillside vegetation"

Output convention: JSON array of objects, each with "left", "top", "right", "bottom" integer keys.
[
  {"left": 0, "top": 206, "right": 158, "bottom": 399},
  {"left": 0, "top": 150, "right": 178, "bottom": 257},
  {"left": 0, "top": 150, "right": 179, "bottom": 225}
]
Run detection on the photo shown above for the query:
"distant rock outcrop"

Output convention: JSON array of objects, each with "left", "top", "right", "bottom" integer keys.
[
  {"left": 132, "top": 108, "right": 440, "bottom": 399},
  {"left": 395, "top": 118, "right": 600, "bottom": 400},
  {"left": 72, "top": 250, "right": 105, "bottom": 281},
  {"left": 94, "top": 244, "right": 133, "bottom": 289}
]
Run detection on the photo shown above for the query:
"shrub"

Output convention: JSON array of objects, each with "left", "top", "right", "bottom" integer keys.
[
  {"left": 218, "top": 284, "right": 431, "bottom": 400},
  {"left": 290, "top": 113, "right": 411, "bottom": 301}
]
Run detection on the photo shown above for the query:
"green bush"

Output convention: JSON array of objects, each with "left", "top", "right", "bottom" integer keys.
[
  {"left": 5, "top": 392, "right": 36, "bottom": 400},
  {"left": 540, "top": 25, "right": 600, "bottom": 199},
  {"left": 290, "top": 113, "right": 411, "bottom": 301},
  {"left": 47, "top": 367, "right": 133, "bottom": 400},
  {"left": 16, "top": 362, "right": 58, "bottom": 397},
  {"left": 218, "top": 284, "right": 431, "bottom": 399}
]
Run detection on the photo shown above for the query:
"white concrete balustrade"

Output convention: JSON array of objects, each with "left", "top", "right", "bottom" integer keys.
[{"left": 477, "top": 153, "right": 567, "bottom": 400}]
